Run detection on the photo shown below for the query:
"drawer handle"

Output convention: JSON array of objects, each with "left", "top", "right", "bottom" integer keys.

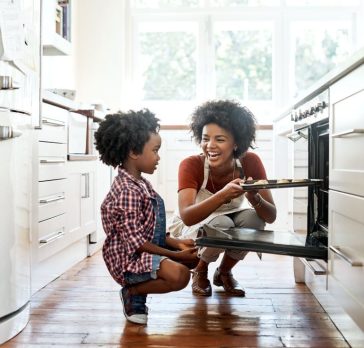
[
  {"left": 42, "top": 118, "right": 66, "bottom": 127},
  {"left": 329, "top": 246, "right": 363, "bottom": 267},
  {"left": 331, "top": 128, "right": 364, "bottom": 138},
  {"left": 39, "top": 195, "right": 65, "bottom": 204},
  {"left": 300, "top": 258, "right": 326, "bottom": 275},
  {"left": 40, "top": 159, "right": 66, "bottom": 164},
  {"left": 39, "top": 230, "right": 64, "bottom": 244}
]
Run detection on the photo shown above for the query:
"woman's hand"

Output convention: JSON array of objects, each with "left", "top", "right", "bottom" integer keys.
[
  {"left": 219, "top": 178, "right": 245, "bottom": 203},
  {"left": 243, "top": 176, "right": 260, "bottom": 205}
]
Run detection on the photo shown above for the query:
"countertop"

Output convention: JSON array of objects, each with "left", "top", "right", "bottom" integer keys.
[
  {"left": 42, "top": 90, "right": 106, "bottom": 122},
  {"left": 274, "top": 46, "right": 364, "bottom": 122}
]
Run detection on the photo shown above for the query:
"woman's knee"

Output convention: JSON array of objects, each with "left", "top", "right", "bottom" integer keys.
[
  {"left": 209, "top": 215, "right": 234, "bottom": 229},
  {"left": 233, "top": 209, "right": 265, "bottom": 230}
]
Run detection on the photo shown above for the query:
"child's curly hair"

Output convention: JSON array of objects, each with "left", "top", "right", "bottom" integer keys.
[
  {"left": 94, "top": 109, "right": 160, "bottom": 167},
  {"left": 190, "top": 100, "right": 256, "bottom": 158}
]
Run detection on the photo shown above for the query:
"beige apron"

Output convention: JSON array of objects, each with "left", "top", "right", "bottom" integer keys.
[{"left": 168, "top": 157, "right": 247, "bottom": 239}]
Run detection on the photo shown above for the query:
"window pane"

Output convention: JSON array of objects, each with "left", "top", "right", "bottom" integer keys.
[
  {"left": 293, "top": 21, "right": 351, "bottom": 97},
  {"left": 138, "top": 24, "right": 197, "bottom": 101},
  {"left": 214, "top": 22, "right": 272, "bottom": 101},
  {"left": 211, "top": 0, "right": 279, "bottom": 6},
  {"left": 286, "top": 0, "right": 360, "bottom": 6},
  {"left": 134, "top": 0, "right": 200, "bottom": 8}
]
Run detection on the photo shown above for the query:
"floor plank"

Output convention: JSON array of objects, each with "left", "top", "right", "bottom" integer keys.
[{"left": 3, "top": 252, "right": 351, "bottom": 348}]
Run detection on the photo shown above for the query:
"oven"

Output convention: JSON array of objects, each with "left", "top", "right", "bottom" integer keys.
[
  {"left": 290, "top": 89, "right": 329, "bottom": 250},
  {"left": 195, "top": 89, "right": 330, "bottom": 263}
]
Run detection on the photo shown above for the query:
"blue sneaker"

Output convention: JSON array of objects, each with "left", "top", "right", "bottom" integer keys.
[{"left": 120, "top": 287, "right": 148, "bottom": 325}]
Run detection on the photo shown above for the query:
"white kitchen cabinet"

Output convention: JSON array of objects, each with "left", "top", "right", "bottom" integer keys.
[
  {"left": 66, "top": 161, "right": 97, "bottom": 239},
  {"left": 328, "top": 190, "right": 364, "bottom": 330},
  {"left": 31, "top": 100, "right": 93, "bottom": 294},
  {"left": 87, "top": 160, "right": 111, "bottom": 255},
  {"left": 328, "top": 63, "right": 364, "bottom": 333},
  {"left": 42, "top": 0, "right": 71, "bottom": 55},
  {"left": 330, "top": 63, "right": 364, "bottom": 197}
]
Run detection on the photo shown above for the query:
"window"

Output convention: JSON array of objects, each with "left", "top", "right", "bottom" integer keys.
[
  {"left": 214, "top": 21, "right": 273, "bottom": 101},
  {"left": 137, "top": 22, "right": 198, "bottom": 101},
  {"left": 126, "top": 1, "right": 363, "bottom": 124},
  {"left": 291, "top": 20, "right": 351, "bottom": 97}
]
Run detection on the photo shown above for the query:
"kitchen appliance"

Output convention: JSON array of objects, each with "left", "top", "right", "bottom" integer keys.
[
  {"left": 196, "top": 89, "right": 330, "bottom": 264},
  {"left": 0, "top": 107, "right": 32, "bottom": 344},
  {"left": 0, "top": 0, "right": 40, "bottom": 344}
]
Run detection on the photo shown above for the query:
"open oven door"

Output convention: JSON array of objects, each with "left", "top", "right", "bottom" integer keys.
[{"left": 196, "top": 224, "right": 327, "bottom": 260}]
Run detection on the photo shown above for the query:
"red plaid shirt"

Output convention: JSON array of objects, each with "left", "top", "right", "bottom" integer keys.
[{"left": 101, "top": 167, "right": 156, "bottom": 286}]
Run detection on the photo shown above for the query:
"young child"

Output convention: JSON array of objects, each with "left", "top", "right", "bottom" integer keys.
[{"left": 94, "top": 109, "right": 198, "bottom": 325}]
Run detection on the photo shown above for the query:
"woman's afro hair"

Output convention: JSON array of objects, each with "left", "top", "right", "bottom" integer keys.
[
  {"left": 190, "top": 100, "right": 256, "bottom": 157},
  {"left": 94, "top": 108, "right": 160, "bottom": 167}
]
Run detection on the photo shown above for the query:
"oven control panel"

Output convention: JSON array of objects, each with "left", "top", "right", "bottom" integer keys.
[{"left": 290, "top": 89, "right": 329, "bottom": 126}]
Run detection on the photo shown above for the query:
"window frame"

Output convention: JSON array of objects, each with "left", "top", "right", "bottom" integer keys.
[{"left": 124, "top": 0, "right": 364, "bottom": 124}]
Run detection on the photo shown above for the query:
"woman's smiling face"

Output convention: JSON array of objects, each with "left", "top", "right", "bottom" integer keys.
[{"left": 201, "top": 123, "right": 236, "bottom": 168}]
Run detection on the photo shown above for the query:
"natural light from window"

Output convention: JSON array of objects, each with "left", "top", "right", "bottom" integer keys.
[{"left": 126, "top": 0, "right": 363, "bottom": 125}]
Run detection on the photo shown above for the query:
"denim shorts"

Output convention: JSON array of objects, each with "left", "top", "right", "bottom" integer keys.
[{"left": 123, "top": 255, "right": 167, "bottom": 285}]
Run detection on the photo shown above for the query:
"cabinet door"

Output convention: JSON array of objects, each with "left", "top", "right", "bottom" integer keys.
[
  {"left": 329, "top": 64, "right": 364, "bottom": 196},
  {"left": 328, "top": 189, "right": 364, "bottom": 330},
  {"left": 66, "top": 171, "right": 82, "bottom": 235},
  {"left": 81, "top": 171, "right": 96, "bottom": 235}
]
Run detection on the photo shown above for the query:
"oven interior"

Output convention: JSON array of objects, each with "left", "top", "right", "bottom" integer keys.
[{"left": 307, "top": 119, "right": 329, "bottom": 248}]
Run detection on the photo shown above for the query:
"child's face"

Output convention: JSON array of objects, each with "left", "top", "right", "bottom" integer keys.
[{"left": 136, "top": 132, "right": 161, "bottom": 174}]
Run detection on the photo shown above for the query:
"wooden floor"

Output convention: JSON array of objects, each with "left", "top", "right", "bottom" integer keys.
[{"left": 3, "top": 252, "right": 352, "bottom": 348}]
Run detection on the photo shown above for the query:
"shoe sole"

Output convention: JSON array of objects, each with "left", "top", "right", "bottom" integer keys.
[{"left": 120, "top": 290, "right": 147, "bottom": 325}]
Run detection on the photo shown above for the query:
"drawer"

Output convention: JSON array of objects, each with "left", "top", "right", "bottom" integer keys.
[
  {"left": 38, "top": 179, "right": 66, "bottom": 198},
  {"left": 39, "top": 119, "right": 67, "bottom": 144},
  {"left": 39, "top": 161, "right": 66, "bottom": 181},
  {"left": 38, "top": 197, "right": 66, "bottom": 222},
  {"left": 329, "top": 190, "right": 364, "bottom": 308},
  {"left": 37, "top": 214, "right": 67, "bottom": 262},
  {"left": 38, "top": 213, "right": 66, "bottom": 241},
  {"left": 39, "top": 142, "right": 67, "bottom": 158},
  {"left": 42, "top": 102, "right": 68, "bottom": 123},
  {"left": 38, "top": 180, "right": 66, "bottom": 222}
]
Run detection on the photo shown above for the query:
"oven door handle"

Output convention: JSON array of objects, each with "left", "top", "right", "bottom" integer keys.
[
  {"left": 329, "top": 246, "right": 363, "bottom": 267},
  {"left": 287, "top": 130, "right": 308, "bottom": 142},
  {"left": 331, "top": 128, "right": 364, "bottom": 138}
]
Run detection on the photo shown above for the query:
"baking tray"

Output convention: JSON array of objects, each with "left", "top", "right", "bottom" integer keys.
[{"left": 240, "top": 178, "right": 322, "bottom": 190}]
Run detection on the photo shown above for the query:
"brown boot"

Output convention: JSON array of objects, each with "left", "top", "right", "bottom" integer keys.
[
  {"left": 213, "top": 267, "right": 245, "bottom": 297},
  {"left": 191, "top": 270, "right": 212, "bottom": 296}
]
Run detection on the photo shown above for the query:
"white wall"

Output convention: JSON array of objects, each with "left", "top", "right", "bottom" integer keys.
[
  {"left": 73, "top": 0, "right": 126, "bottom": 111},
  {"left": 41, "top": 2, "right": 78, "bottom": 91}
]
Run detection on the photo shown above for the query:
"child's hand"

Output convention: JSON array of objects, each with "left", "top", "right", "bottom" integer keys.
[
  {"left": 175, "top": 247, "right": 198, "bottom": 262},
  {"left": 177, "top": 238, "right": 195, "bottom": 250}
]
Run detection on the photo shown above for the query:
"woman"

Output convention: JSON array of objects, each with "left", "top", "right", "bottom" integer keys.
[{"left": 168, "top": 100, "right": 276, "bottom": 297}]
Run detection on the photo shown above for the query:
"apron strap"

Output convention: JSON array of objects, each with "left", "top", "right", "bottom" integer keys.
[
  {"left": 202, "top": 157, "right": 244, "bottom": 189},
  {"left": 202, "top": 157, "right": 210, "bottom": 188},
  {"left": 236, "top": 158, "right": 245, "bottom": 179}
]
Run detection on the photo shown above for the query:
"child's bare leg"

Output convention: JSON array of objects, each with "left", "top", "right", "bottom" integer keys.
[{"left": 128, "top": 259, "right": 190, "bottom": 295}]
